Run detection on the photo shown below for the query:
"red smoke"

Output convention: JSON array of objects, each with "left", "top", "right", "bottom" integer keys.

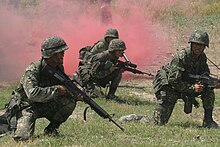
[{"left": 0, "top": 0, "right": 174, "bottom": 81}]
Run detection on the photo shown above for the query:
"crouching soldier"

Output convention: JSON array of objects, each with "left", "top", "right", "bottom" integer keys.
[
  {"left": 6, "top": 36, "right": 79, "bottom": 141},
  {"left": 78, "top": 39, "right": 126, "bottom": 99},
  {"left": 153, "top": 30, "right": 219, "bottom": 128}
]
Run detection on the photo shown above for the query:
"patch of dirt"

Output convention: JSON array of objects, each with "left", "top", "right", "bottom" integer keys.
[
  {"left": 129, "top": 91, "right": 156, "bottom": 102},
  {"left": 120, "top": 78, "right": 153, "bottom": 88}
]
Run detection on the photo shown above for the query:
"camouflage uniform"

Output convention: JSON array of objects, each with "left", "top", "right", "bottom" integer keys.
[
  {"left": 153, "top": 30, "right": 218, "bottom": 128},
  {"left": 77, "top": 28, "right": 119, "bottom": 98},
  {"left": 78, "top": 39, "right": 126, "bottom": 99},
  {"left": 90, "top": 28, "right": 119, "bottom": 54},
  {"left": 90, "top": 51, "right": 122, "bottom": 97},
  {"left": 6, "top": 36, "right": 76, "bottom": 141}
]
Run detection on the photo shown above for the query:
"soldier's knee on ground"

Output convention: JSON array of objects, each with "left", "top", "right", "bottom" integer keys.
[
  {"left": 153, "top": 104, "right": 171, "bottom": 125},
  {"left": 13, "top": 110, "right": 35, "bottom": 141},
  {"left": 153, "top": 109, "right": 165, "bottom": 125}
]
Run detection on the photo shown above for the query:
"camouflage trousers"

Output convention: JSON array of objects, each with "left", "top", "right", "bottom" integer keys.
[
  {"left": 78, "top": 67, "right": 122, "bottom": 98},
  {"left": 91, "top": 69, "right": 122, "bottom": 96},
  {"left": 153, "top": 86, "right": 215, "bottom": 125},
  {"left": 12, "top": 95, "right": 76, "bottom": 140}
]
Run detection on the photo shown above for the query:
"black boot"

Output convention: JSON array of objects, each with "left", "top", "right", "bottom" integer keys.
[
  {"left": 202, "top": 109, "right": 219, "bottom": 128},
  {"left": 106, "top": 86, "right": 118, "bottom": 100},
  {"left": 106, "top": 72, "right": 122, "bottom": 100},
  {"left": 44, "top": 122, "right": 60, "bottom": 136},
  {"left": 106, "top": 94, "right": 117, "bottom": 99}
]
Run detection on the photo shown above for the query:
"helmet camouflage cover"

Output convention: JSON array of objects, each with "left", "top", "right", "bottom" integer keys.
[
  {"left": 188, "top": 30, "right": 209, "bottom": 47},
  {"left": 104, "top": 28, "right": 119, "bottom": 39},
  {"left": 41, "top": 36, "right": 68, "bottom": 58},
  {"left": 108, "top": 39, "right": 126, "bottom": 52}
]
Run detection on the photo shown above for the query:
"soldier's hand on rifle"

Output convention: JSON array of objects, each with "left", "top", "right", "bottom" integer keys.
[
  {"left": 58, "top": 85, "right": 69, "bottom": 95},
  {"left": 104, "top": 60, "right": 117, "bottom": 72},
  {"left": 109, "top": 64, "right": 116, "bottom": 72},
  {"left": 76, "top": 94, "right": 84, "bottom": 101},
  {"left": 194, "top": 82, "right": 204, "bottom": 93},
  {"left": 58, "top": 85, "right": 84, "bottom": 101},
  {"left": 120, "top": 68, "right": 125, "bottom": 73}
]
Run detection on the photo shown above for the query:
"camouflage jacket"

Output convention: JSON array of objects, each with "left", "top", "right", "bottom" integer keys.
[
  {"left": 10, "top": 59, "right": 63, "bottom": 108},
  {"left": 90, "top": 38, "right": 109, "bottom": 55},
  {"left": 89, "top": 50, "right": 118, "bottom": 79},
  {"left": 153, "top": 47, "right": 210, "bottom": 94}
]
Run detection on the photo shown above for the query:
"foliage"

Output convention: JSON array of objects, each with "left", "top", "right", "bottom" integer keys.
[
  {"left": 193, "top": 1, "right": 220, "bottom": 16},
  {"left": 20, "top": 0, "right": 39, "bottom": 8}
]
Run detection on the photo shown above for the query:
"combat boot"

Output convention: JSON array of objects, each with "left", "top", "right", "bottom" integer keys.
[
  {"left": 106, "top": 93, "right": 118, "bottom": 100},
  {"left": 202, "top": 109, "right": 219, "bottom": 129},
  {"left": 44, "top": 123, "right": 60, "bottom": 136}
]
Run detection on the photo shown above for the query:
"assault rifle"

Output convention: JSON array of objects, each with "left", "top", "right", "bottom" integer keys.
[
  {"left": 183, "top": 73, "right": 220, "bottom": 114},
  {"left": 188, "top": 73, "right": 220, "bottom": 88},
  {"left": 116, "top": 60, "right": 154, "bottom": 77},
  {"left": 41, "top": 64, "right": 124, "bottom": 131}
]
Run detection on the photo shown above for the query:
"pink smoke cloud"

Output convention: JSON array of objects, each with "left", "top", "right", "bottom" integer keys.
[{"left": 0, "top": 0, "right": 173, "bottom": 81}]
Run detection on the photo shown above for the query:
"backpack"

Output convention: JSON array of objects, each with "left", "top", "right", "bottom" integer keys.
[
  {"left": 79, "top": 40, "right": 105, "bottom": 61},
  {"left": 79, "top": 46, "right": 93, "bottom": 61}
]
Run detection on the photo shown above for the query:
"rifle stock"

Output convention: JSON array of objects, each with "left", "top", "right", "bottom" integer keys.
[{"left": 41, "top": 64, "right": 124, "bottom": 131}]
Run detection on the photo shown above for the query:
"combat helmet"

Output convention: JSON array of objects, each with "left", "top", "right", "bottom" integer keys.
[
  {"left": 188, "top": 30, "right": 209, "bottom": 47},
  {"left": 108, "top": 39, "right": 126, "bottom": 52},
  {"left": 104, "top": 28, "right": 119, "bottom": 39},
  {"left": 41, "top": 36, "right": 68, "bottom": 58}
]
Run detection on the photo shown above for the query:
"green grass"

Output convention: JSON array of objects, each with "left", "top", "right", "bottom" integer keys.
[{"left": 0, "top": 80, "right": 220, "bottom": 146}]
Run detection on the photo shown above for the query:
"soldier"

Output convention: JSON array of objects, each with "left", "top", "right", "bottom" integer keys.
[
  {"left": 77, "top": 28, "right": 119, "bottom": 98},
  {"left": 5, "top": 36, "right": 80, "bottom": 141},
  {"left": 78, "top": 28, "right": 119, "bottom": 63},
  {"left": 79, "top": 39, "right": 126, "bottom": 99},
  {"left": 153, "top": 30, "right": 219, "bottom": 128},
  {"left": 90, "top": 28, "right": 119, "bottom": 54}
]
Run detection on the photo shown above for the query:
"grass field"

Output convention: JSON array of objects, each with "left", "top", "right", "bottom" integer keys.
[
  {"left": 1, "top": 0, "right": 220, "bottom": 146},
  {"left": 0, "top": 79, "right": 220, "bottom": 146}
]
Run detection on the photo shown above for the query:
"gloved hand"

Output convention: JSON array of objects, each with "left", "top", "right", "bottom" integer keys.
[{"left": 58, "top": 85, "right": 69, "bottom": 95}]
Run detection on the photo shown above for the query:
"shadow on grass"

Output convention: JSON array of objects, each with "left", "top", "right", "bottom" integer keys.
[
  {"left": 118, "top": 85, "right": 146, "bottom": 90},
  {"left": 172, "top": 121, "right": 201, "bottom": 129},
  {"left": 109, "top": 96, "right": 155, "bottom": 106}
]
